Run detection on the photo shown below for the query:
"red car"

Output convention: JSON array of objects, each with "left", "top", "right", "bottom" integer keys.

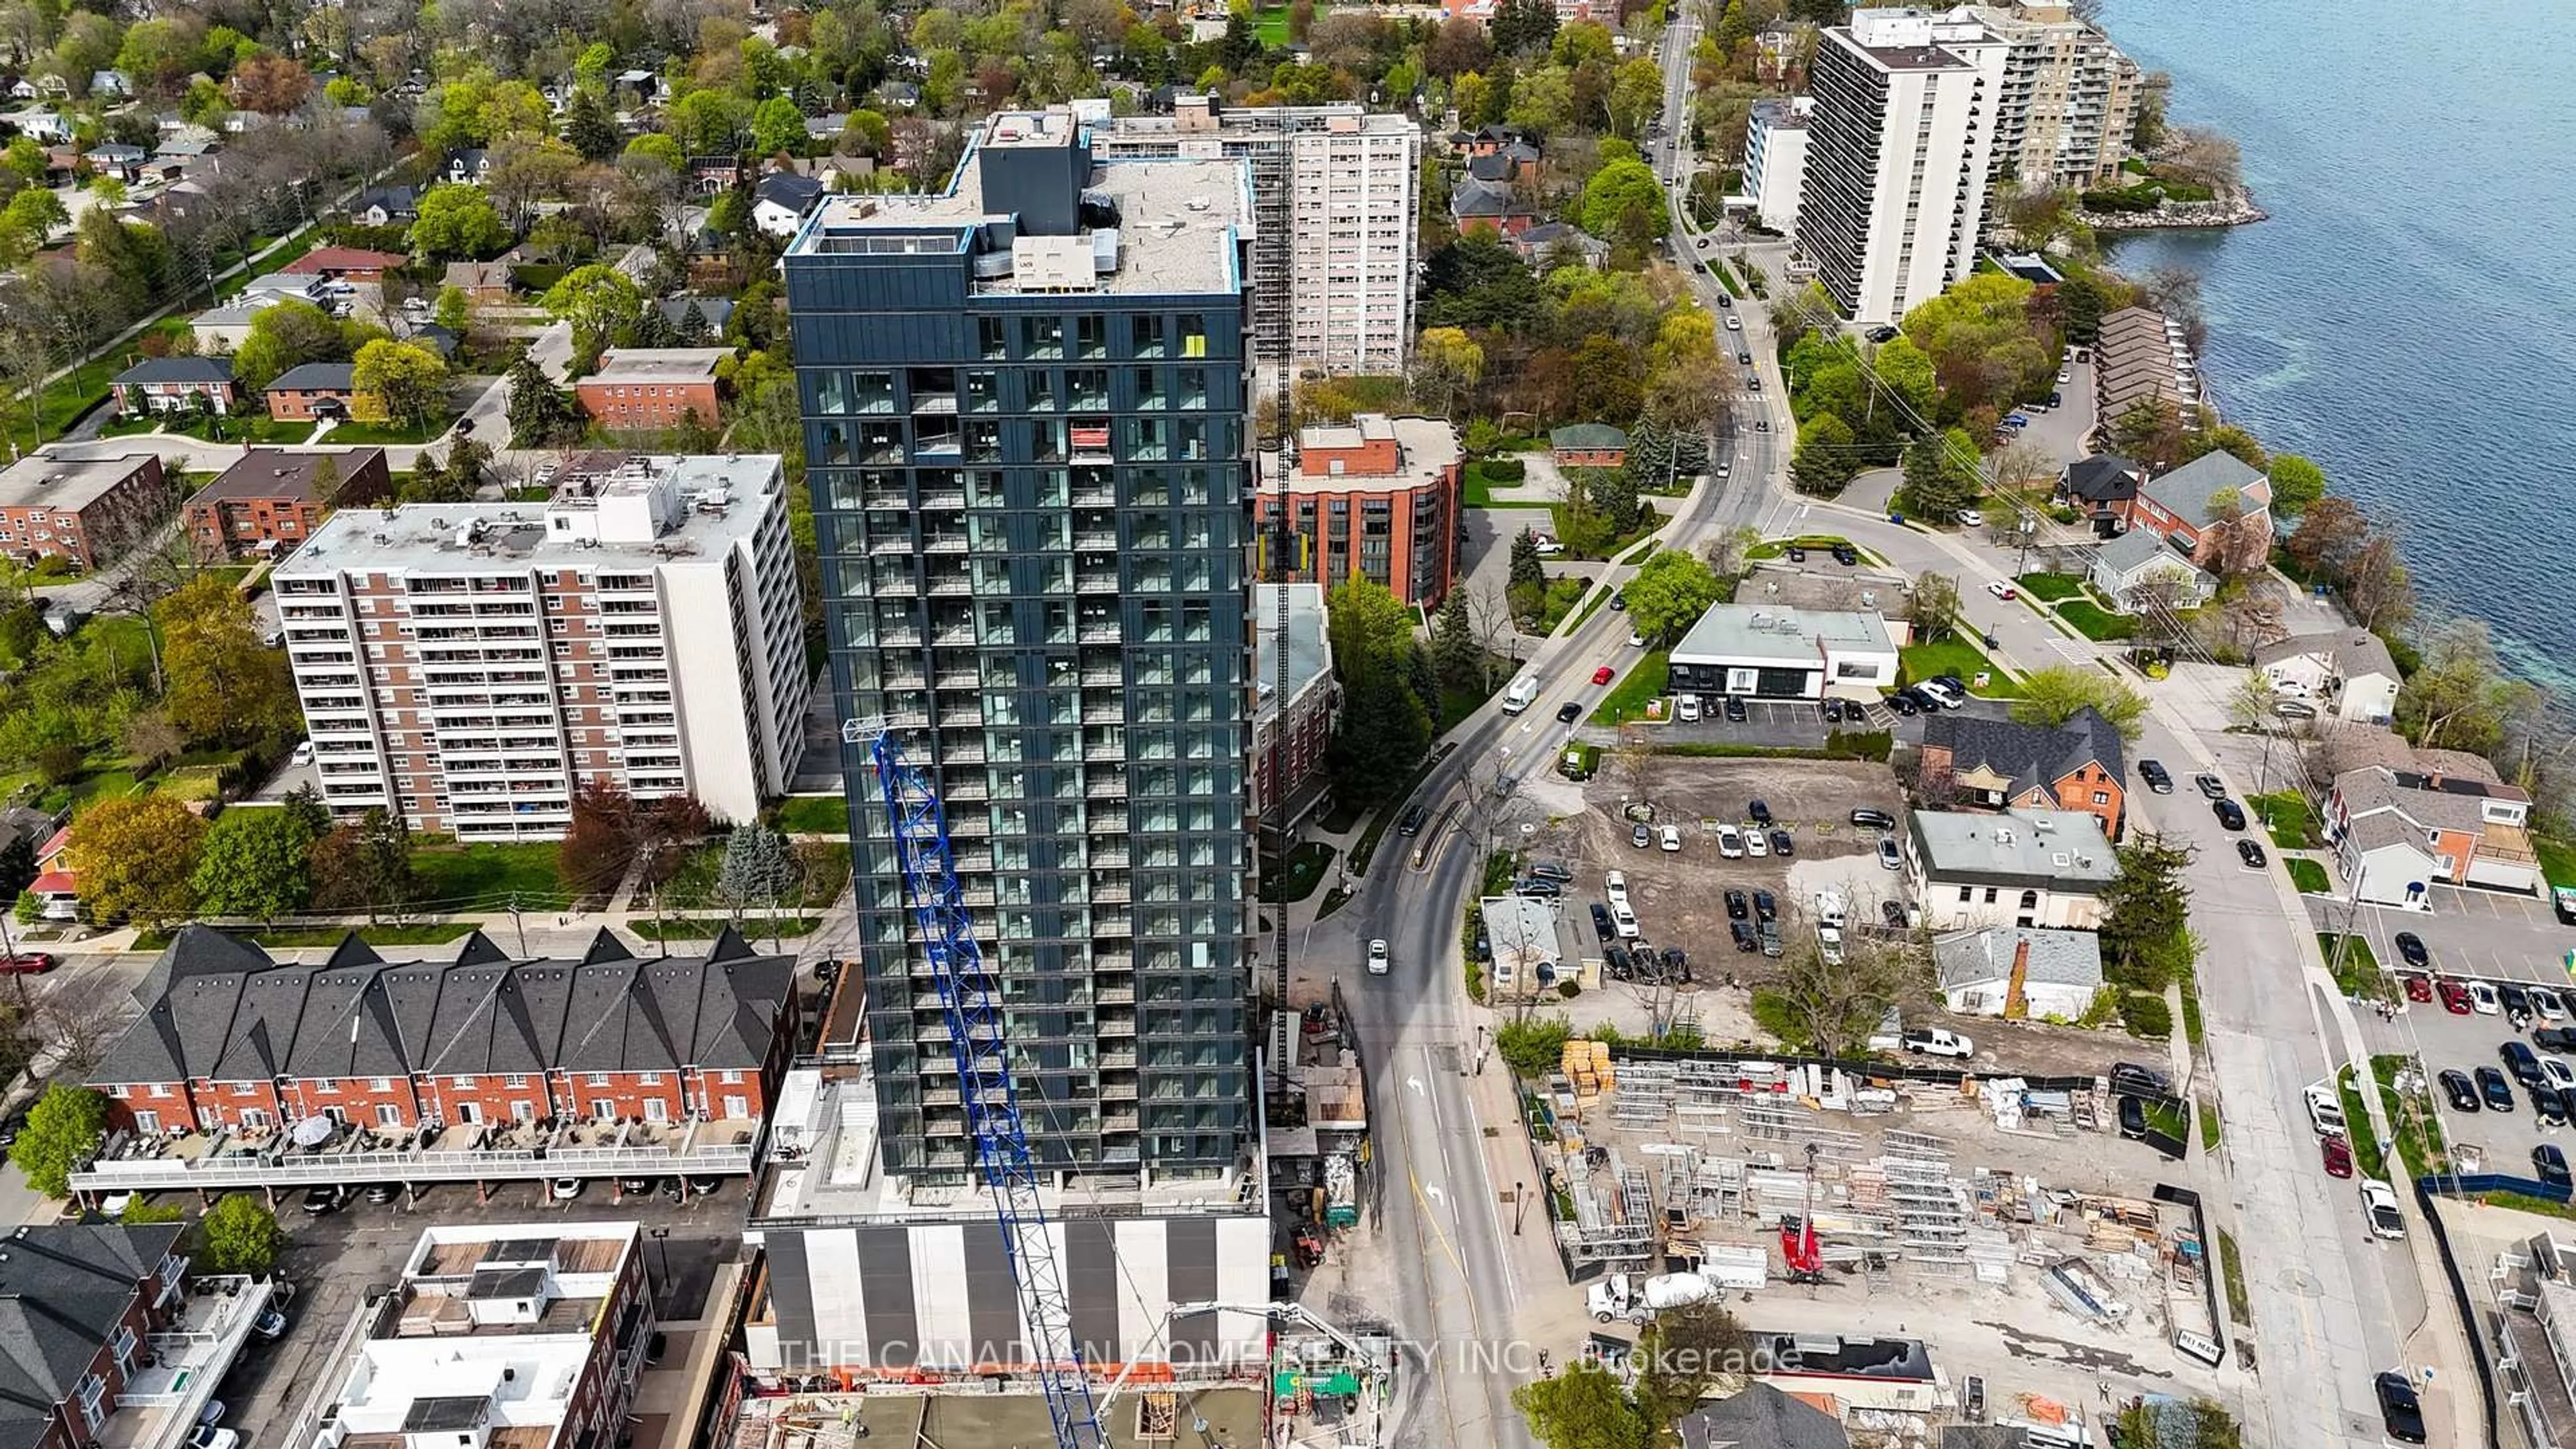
[
  {"left": 2438, "top": 979, "right": 2474, "bottom": 1015},
  {"left": 0, "top": 953, "right": 54, "bottom": 975},
  {"left": 2321, "top": 1134, "right": 2353, "bottom": 1178},
  {"left": 2400, "top": 973, "right": 2433, "bottom": 1004},
  {"left": 1591, "top": 665, "right": 1615, "bottom": 686}
]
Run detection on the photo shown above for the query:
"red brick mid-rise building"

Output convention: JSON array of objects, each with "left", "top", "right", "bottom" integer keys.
[
  {"left": 1252, "top": 582, "right": 1337, "bottom": 830},
  {"left": 0, "top": 451, "right": 173, "bottom": 569},
  {"left": 0, "top": 1222, "right": 191, "bottom": 1449},
  {"left": 90, "top": 925, "right": 800, "bottom": 1141},
  {"left": 576, "top": 347, "right": 727, "bottom": 431},
  {"left": 1252, "top": 413, "right": 1462, "bottom": 608},
  {"left": 182, "top": 446, "right": 389, "bottom": 561}
]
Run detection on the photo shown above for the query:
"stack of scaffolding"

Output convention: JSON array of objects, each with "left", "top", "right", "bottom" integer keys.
[
  {"left": 1613, "top": 1061, "right": 1674, "bottom": 1131},
  {"left": 1878, "top": 1134, "right": 1970, "bottom": 1276},
  {"left": 1560, "top": 1147, "right": 1657, "bottom": 1264}
]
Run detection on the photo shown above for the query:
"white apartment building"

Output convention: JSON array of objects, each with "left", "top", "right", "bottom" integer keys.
[
  {"left": 1796, "top": 7, "right": 2010, "bottom": 327},
  {"left": 1965, "top": 1, "right": 2143, "bottom": 188},
  {"left": 1741, "top": 97, "right": 1813, "bottom": 235},
  {"left": 1097, "top": 95, "right": 1418, "bottom": 374},
  {"left": 274, "top": 452, "right": 808, "bottom": 839}
]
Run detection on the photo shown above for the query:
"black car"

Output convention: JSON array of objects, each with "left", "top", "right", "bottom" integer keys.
[
  {"left": 1526, "top": 861, "right": 1574, "bottom": 884},
  {"left": 2480, "top": 1065, "right": 2518, "bottom": 1110},
  {"left": 1397, "top": 802, "right": 1429, "bottom": 837},
  {"left": 1661, "top": 947, "right": 1688, "bottom": 980},
  {"left": 2139, "top": 759, "right": 2174, "bottom": 794},
  {"left": 364, "top": 1183, "right": 404, "bottom": 1204},
  {"left": 2538, "top": 1144, "right": 2573, "bottom": 1187},
  {"left": 2109, "top": 1061, "right": 2172, "bottom": 1097},
  {"left": 1880, "top": 900, "right": 1909, "bottom": 929},
  {"left": 2212, "top": 798, "right": 2246, "bottom": 831},
  {"left": 1513, "top": 877, "right": 1562, "bottom": 898},
  {"left": 301, "top": 1185, "right": 351, "bottom": 1215},
  {"left": 1770, "top": 829, "right": 1794, "bottom": 858},
  {"left": 2116, "top": 1094, "right": 2147, "bottom": 1138},
  {"left": 1851, "top": 808, "right": 1897, "bottom": 830},
  {"left": 1604, "top": 945, "right": 1632, "bottom": 981},
  {"left": 2195, "top": 773, "right": 2227, "bottom": 800},
  {"left": 2393, "top": 931, "right": 2430, "bottom": 970},
  {"left": 1748, "top": 799, "right": 1773, "bottom": 826},
  {"left": 1556, "top": 701, "right": 1582, "bottom": 724},
  {"left": 1473, "top": 922, "right": 1491, "bottom": 961},
  {"left": 2503, "top": 982, "right": 2535, "bottom": 1022},
  {"left": 2538, "top": 1085, "right": 2570, "bottom": 1126},
  {"left": 2539, "top": 1026, "right": 2576, "bottom": 1053},
  {"left": 1753, "top": 890, "right": 1778, "bottom": 922},
  {"left": 1885, "top": 692, "right": 1920, "bottom": 717},
  {"left": 1609, "top": 592, "right": 1627, "bottom": 611},
  {"left": 1729, "top": 920, "right": 1758, "bottom": 953},
  {"left": 1716, "top": 293, "right": 1730, "bottom": 309},
  {"left": 1722, "top": 696, "right": 1748, "bottom": 722},
  {"left": 2237, "top": 839, "right": 2267, "bottom": 869},
  {"left": 2375, "top": 1372, "right": 2427, "bottom": 1445},
  {"left": 1736, "top": 351, "right": 1752, "bottom": 365},
  {"left": 1929, "top": 674, "right": 1965, "bottom": 694},
  {"left": 1590, "top": 902, "right": 1614, "bottom": 942},
  {"left": 2506, "top": 1039, "right": 2544, "bottom": 1086},
  {"left": 1821, "top": 698, "right": 1843, "bottom": 723},
  {"left": 1830, "top": 543, "right": 1859, "bottom": 566},
  {"left": 2440, "top": 1069, "right": 2481, "bottom": 1112},
  {"left": 1725, "top": 889, "right": 1749, "bottom": 920}
]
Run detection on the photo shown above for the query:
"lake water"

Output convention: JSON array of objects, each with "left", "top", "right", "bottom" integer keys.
[{"left": 2102, "top": 0, "right": 2576, "bottom": 684}]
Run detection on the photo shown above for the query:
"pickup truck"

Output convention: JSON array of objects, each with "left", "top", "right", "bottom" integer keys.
[{"left": 1900, "top": 1027, "right": 1974, "bottom": 1059}]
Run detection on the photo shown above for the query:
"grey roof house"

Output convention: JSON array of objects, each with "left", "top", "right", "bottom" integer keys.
[
  {"left": 1934, "top": 926, "right": 2104, "bottom": 1020},
  {"left": 1677, "top": 1385, "right": 1850, "bottom": 1449},
  {"left": 0, "top": 1222, "right": 188, "bottom": 1449},
  {"left": 1919, "top": 706, "right": 2127, "bottom": 840}
]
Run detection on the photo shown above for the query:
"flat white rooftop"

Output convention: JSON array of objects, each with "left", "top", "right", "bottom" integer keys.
[{"left": 277, "top": 453, "right": 781, "bottom": 574}]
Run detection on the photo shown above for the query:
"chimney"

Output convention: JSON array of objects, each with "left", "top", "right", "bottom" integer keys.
[{"left": 2003, "top": 936, "right": 2031, "bottom": 1020}]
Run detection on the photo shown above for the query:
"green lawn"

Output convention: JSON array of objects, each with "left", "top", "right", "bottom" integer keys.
[
  {"left": 1252, "top": 2, "right": 1328, "bottom": 43},
  {"left": 1563, "top": 580, "right": 1617, "bottom": 635},
  {"left": 2057, "top": 598, "right": 2135, "bottom": 641},
  {"left": 1549, "top": 502, "right": 1660, "bottom": 560},
  {"left": 2197, "top": 1097, "right": 2222, "bottom": 1150},
  {"left": 772, "top": 795, "right": 849, "bottom": 834},
  {"left": 2318, "top": 932, "right": 2393, "bottom": 1003},
  {"left": 2536, "top": 834, "right": 2576, "bottom": 891},
  {"left": 2338, "top": 1066, "right": 2387, "bottom": 1180},
  {"left": 327, "top": 416, "right": 451, "bottom": 445},
  {"left": 2376, "top": 1053, "right": 2449, "bottom": 1183},
  {"left": 411, "top": 839, "right": 572, "bottom": 910},
  {"left": 2016, "top": 572, "right": 2084, "bottom": 603},
  {"left": 1591, "top": 651, "right": 1670, "bottom": 726},
  {"left": 1613, "top": 537, "right": 1660, "bottom": 566},
  {"left": 1525, "top": 575, "right": 1589, "bottom": 634},
  {"left": 2286, "top": 857, "right": 2330, "bottom": 894},
  {"left": 1463, "top": 460, "right": 1549, "bottom": 508},
  {"left": 1440, "top": 664, "right": 1507, "bottom": 731},
  {"left": 133, "top": 921, "right": 479, "bottom": 950},
  {"left": 1897, "top": 637, "right": 2021, "bottom": 697},
  {"left": 2251, "top": 790, "right": 2318, "bottom": 849},
  {"left": 631, "top": 916, "right": 820, "bottom": 941},
  {"left": 1256, "top": 841, "right": 1336, "bottom": 904}
]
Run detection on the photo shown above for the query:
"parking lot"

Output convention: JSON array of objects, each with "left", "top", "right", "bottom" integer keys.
[
  {"left": 1601, "top": 693, "right": 2012, "bottom": 751},
  {"left": 2312, "top": 887, "right": 2575, "bottom": 990},
  {"left": 197, "top": 1178, "right": 747, "bottom": 1449},
  {"left": 2364, "top": 979, "right": 2573, "bottom": 1185}
]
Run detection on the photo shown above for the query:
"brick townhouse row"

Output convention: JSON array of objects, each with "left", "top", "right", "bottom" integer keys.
[{"left": 91, "top": 925, "right": 799, "bottom": 1138}]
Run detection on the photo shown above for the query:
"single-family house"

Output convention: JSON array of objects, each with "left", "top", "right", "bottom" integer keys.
[
  {"left": 1676, "top": 1386, "right": 1849, "bottom": 1449},
  {"left": 263, "top": 361, "right": 359, "bottom": 420},
  {"left": 25, "top": 822, "right": 76, "bottom": 920},
  {"left": 1511, "top": 221, "right": 1609, "bottom": 270},
  {"left": 89, "top": 69, "right": 130, "bottom": 99},
  {"left": 655, "top": 294, "right": 733, "bottom": 337},
  {"left": 751, "top": 170, "right": 825, "bottom": 237},
  {"left": 13, "top": 109, "right": 71, "bottom": 143},
  {"left": 875, "top": 80, "right": 920, "bottom": 110},
  {"left": 444, "top": 146, "right": 490, "bottom": 184},
  {"left": 279, "top": 246, "right": 408, "bottom": 284},
  {"left": 1479, "top": 894, "right": 1568, "bottom": 998},
  {"left": 190, "top": 293, "right": 290, "bottom": 350},
  {"left": 2118, "top": 450, "right": 2272, "bottom": 564},
  {"left": 2088, "top": 525, "right": 2214, "bottom": 608},
  {"left": 113, "top": 356, "right": 237, "bottom": 415},
  {"left": 1917, "top": 708, "right": 2127, "bottom": 841},
  {"left": 4, "top": 78, "right": 36, "bottom": 101},
  {"left": 804, "top": 112, "right": 849, "bottom": 143},
  {"left": 350, "top": 184, "right": 419, "bottom": 225},
  {"left": 689, "top": 156, "right": 743, "bottom": 193},
  {"left": 614, "top": 68, "right": 660, "bottom": 99},
  {"left": 2253, "top": 630, "right": 2402, "bottom": 726},
  {"left": 443, "top": 259, "right": 513, "bottom": 304},
  {"left": 1934, "top": 926, "right": 2105, "bottom": 1021},
  {"left": 82, "top": 143, "right": 146, "bottom": 180},
  {"left": 1904, "top": 807, "right": 2121, "bottom": 932},
  {"left": 2058, "top": 453, "right": 2143, "bottom": 517},
  {"left": 2329, "top": 760, "right": 2541, "bottom": 904},
  {"left": 1450, "top": 176, "right": 1537, "bottom": 237},
  {"left": 1550, "top": 423, "right": 1629, "bottom": 469},
  {"left": 407, "top": 323, "right": 460, "bottom": 359}
]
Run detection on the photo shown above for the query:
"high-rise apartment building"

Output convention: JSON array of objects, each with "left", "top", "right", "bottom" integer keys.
[
  {"left": 274, "top": 452, "right": 808, "bottom": 838},
  {"left": 1797, "top": 7, "right": 2010, "bottom": 327},
  {"left": 1966, "top": 2, "right": 2143, "bottom": 188},
  {"left": 1095, "top": 95, "right": 1417, "bottom": 375},
  {"left": 1742, "top": 97, "right": 1814, "bottom": 235},
  {"left": 784, "top": 107, "right": 1256, "bottom": 1182}
]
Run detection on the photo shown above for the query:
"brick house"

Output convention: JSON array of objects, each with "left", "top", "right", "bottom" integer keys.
[
  {"left": 1550, "top": 422, "right": 1629, "bottom": 469},
  {"left": 263, "top": 361, "right": 359, "bottom": 420},
  {"left": 1252, "top": 583, "right": 1337, "bottom": 832},
  {"left": 278, "top": 246, "right": 409, "bottom": 284},
  {"left": 1917, "top": 707, "right": 2127, "bottom": 842},
  {"left": 111, "top": 357, "right": 237, "bottom": 415},
  {"left": 0, "top": 452, "right": 174, "bottom": 569},
  {"left": 0, "top": 1222, "right": 190, "bottom": 1449},
  {"left": 576, "top": 348, "right": 728, "bottom": 431},
  {"left": 2330, "top": 758, "right": 2542, "bottom": 905},
  {"left": 89, "top": 926, "right": 799, "bottom": 1142},
  {"left": 182, "top": 446, "right": 389, "bottom": 560},
  {"left": 443, "top": 259, "right": 513, "bottom": 303},
  {"left": 2116, "top": 451, "right": 2273, "bottom": 566}
]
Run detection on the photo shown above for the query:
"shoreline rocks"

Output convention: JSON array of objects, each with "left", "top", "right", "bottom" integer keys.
[{"left": 2083, "top": 188, "right": 2270, "bottom": 232}]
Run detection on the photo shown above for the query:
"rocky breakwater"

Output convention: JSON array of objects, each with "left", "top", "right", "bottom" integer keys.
[{"left": 2082, "top": 187, "right": 2270, "bottom": 232}]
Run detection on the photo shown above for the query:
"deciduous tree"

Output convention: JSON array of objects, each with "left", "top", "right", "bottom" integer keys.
[
  {"left": 8, "top": 1083, "right": 107, "bottom": 1198},
  {"left": 2266, "top": 453, "right": 2326, "bottom": 519},
  {"left": 1622, "top": 549, "right": 1721, "bottom": 647},
  {"left": 2284, "top": 492, "right": 2367, "bottom": 578},
  {"left": 1907, "top": 571, "right": 1962, "bottom": 643},
  {"left": 67, "top": 794, "right": 206, "bottom": 928},
  {"left": 192, "top": 804, "right": 323, "bottom": 922},
  {"left": 313, "top": 807, "right": 417, "bottom": 919},
  {"left": 2342, "top": 532, "right": 2414, "bottom": 633},
  {"left": 409, "top": 182, "right": 511, "bottom": 260},
  {"left": 1512, "top": 1362, "right": 1648, "bottom": 1449},
  {"left": 351, "top": 339, "right": 449, "bottom": 427},
  {"left": 1325, "top": 577, "right": 1433, "bottom": 802},
  {"left": 2008, "top": 665, "right": 2147, "bottom": 740},
  {"left": 160, "top": 576, "right": 297, "bottom": 744},
  {"left": 541, "top": 262, "right": 647, "bottom": 358},
  {"left": 198, "top": 1193, "right": 286, "bottom": 1273}
]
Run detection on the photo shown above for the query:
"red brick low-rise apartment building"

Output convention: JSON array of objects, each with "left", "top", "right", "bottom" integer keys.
[
  {"left": 88, "top": 925, "right": 798, "bottom": 1152},
  {"left": 0, "top": 1221, "right": 201, "bottom": 1449},
  {"left": 182, "top": 447, "right": 388, "bottom": 561},
  {"left": 0, "top": 451, "right": 173, "bottom": 569},
  {"left": 1251, "top": 413, "right": 1462, "bottom": 608},
  {"left": 576, "top": 347, "right": 727, "bottom": 431}
]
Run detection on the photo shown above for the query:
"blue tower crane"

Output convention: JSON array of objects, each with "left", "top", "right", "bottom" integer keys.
[{"left": 858, "top": 722, "right": 1106, "bottom": 1449}]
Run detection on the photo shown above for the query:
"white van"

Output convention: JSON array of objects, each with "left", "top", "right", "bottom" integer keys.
[
  {"left": 1501, "top": 676, "right": 1540, "bottom": 714},
  {"left": 1815, "top": 890, "right": 1847, "bottom": 930}
]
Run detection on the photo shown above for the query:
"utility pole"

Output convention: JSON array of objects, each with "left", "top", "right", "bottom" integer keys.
[{"left": 507, "top": 892, "right": 527, "bottom": 956}]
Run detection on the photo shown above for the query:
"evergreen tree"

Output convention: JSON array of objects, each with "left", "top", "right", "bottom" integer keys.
[
  {"left": 1430, "top": 588, "right": 1481, "bottom": 689},
  {"left": 674, "top": 299, "right": 713, "bottom": 343},
  {"left": 1509, "top": 528, "right": 1546, "bottom": 591},
  {"left": 564, "top": 89, "right": 620, "bottom": 162},
  {"left": 504, "top": 356, "right": 580, "bottom": 448}
]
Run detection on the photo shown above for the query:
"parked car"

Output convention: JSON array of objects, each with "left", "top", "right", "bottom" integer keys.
[
  {"left": 2544, "top": 1055, "right": 2576, "bottom": 1091},
  {"left": 2401, "top": 973, "right": 2433, "bottom": 1002},
  {"left": 2360, "top": 1179, "right": 2407, "bottom": 1241},
  {"left": 1830, "top": 543, "right": 1858, "bottom": 566},
  {"left": 2320, "top": 1134, "right": 2353, "bottom": 1178},
  {"left": 2109, "top": 1062, "right": 2171, "bottom": 1097},
  {"left": 0, "top": 953, "right": 54, "bottom": 974},
  {"left": 186, "top": 1429, "right": 239, "bottom": 1449},
  {"left": 1770, "top": 829, "right": 1794, "bottom": 857},
  {"left": 1880, "top": 900, "right": 1909, "bottom": 930},
  {"left": 1729, "top": 921, "right": 1758, "bottom": 953},
  {"left": 2479, "top": 1065, "right": 2518, "bottom": 1110},
  {"left": 2471, "top": 980, "right": 2502, "bottom": 1015},
  {"left": 1526, "top": 861, "right": 1574, "bottom": 884},
  {"left": 252, "top": 1308, "right": 288, "bottom": 1341},
  {"left": 1876, "top": 836, "right": 1902, "bottom": 870},
  {"left": 1676, "top": 694, "right": 1702, "bottom": 722},
  {"left": 1611, "top": 903, "right": 1640, "bottom": 939},
  {"left": 2393, "top": 932, "right": 2430, "bottom": 969},
  {"left": 1631, "top": 823, "right": 1652, "bottom": 849},
  {"left": 2540, "top": 1026, "right": 2576, "bottom": 1053},
  {"left": 2539, "top": 1145, "right": 2573, "bottom": 1187},
  {"left": 2504, "top": 982, "right": 2537, "bottom": 1023},
  {"left": 2211, "top": 798, "right": 2246, "bottom": 830},
  {"left": 2375, "top": 1371, "right": 2426, "bottom": 1444},
  {"left": 2536, "top": 987, "right": 2571, "bottom": 1022},
  {"left": 2502, "top": 1028, "right": 2541, "bottom": 1081},
  {"left": 2537, "top": 1084, "right": 2571, "bottom": 1126},
  {"left": 1716, "top": 824, "right": 1743, "bottom": 858},
  {"left": 1885, "top": 692, "right": 1919, "bottom": 717},
  {"left": 1725, "top": 889, "right": 1748, "bottom": 920},
  {"left": 1955, "top": 508, "right": 1985, "bottom": 527},
  {"left": 2237, "top": 839, "right": 2267, "bottom": 868},
  {"left": 1366, "top": 939, "right": 1389, "bottom": 976},
  {"left": 1722, "top": 696, "right": 1747, "bottom": 722},
  {"left": 1604, "top": 945, "right": 1631, "bottom": 980},
  {"left": 1752, "top": 890, "right": 1777, "bottom": 922},
  {"left": 2439, "top": 1069, "right": 2480, "bottom": 1112},
  {"left": 2138, "top": 760, "right": 2174, "bottom": 794},
  {"left": 1590, "top": 903, "right": 1614, "bottom": 942},
  {"left": 2116, "top": 1095, "right": 2146, "bottom": 1139},
  {"left": 301, "top": 1185, "right": 350, "bottom": 1215},
  {"left": 2439, "top": 979, "right": 2473, "bottom": 1014},
  {"left": 2304, "top": 1082, "right": 2347, "bottom": 1136},
  {"left": 1900, "top": 1028, "right": 1974, "bottom": 1059},
  {"left": 1659, "top": 824, "right": 1682, "bottom": 853},
  {"left": 549, "top": 1177, "right": 586, "bottom": 1201},
  {"left": 1851, "top": 808, "right": 1897, "bottom": 830},
  {"left": 1744, "top": 826, "right": 1767, "bottom": 858},
  {"left": 1748, "top": 798, "right": 1773, "bottom": 826}
]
